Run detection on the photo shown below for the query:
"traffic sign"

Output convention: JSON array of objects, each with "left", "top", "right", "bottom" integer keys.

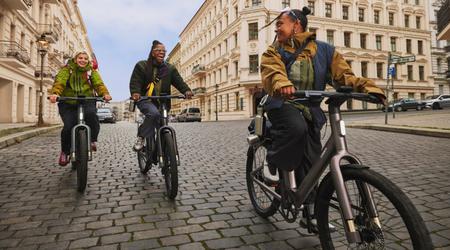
[{"left": 390, "top": 55, "right": 416, "bottom": 64}]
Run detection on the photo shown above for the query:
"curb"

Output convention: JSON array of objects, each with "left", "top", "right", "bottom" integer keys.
[
  {"left": 347, "top": 124, "right": 450, "bottom": 138},
  {"left": 0, "top": 125, "right": 62, "bottom": 149}
]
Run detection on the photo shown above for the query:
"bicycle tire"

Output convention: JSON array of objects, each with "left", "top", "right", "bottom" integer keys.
[
  {"left": 76, "top": 128, "right": 88, "bottom": 192},
  {"left": 246, "top": 145, "right": 279, "bottom": 218},
  {"left": 137, "top": 137, "right": 151, "bottom": 174},
  {"left": 162, "top": 132, "right": 178, "bottom": 199},
  {"left": 316, "top": 165, "right": 433, "bottom": 250}
]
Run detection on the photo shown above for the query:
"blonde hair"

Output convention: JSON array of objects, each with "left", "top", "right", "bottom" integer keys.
[{"left": 73, "top": 51, "right": 90, "bottom": 60}]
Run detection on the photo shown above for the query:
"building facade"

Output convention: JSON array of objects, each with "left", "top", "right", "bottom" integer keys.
[
  {"left": 175, "top": 0, "right": 434, "bottom": 121},
  {"left": 430, "top": 0, "right": 450, "bottom": 94},
  {"left": 0, "top": 0, "right": 93, "bottom": 124}
]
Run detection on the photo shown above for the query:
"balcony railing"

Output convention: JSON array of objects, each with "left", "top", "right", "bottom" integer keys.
[
  {"left": 0, "top": 40, "right": 31, "bottom": 65},
  {"left": 192, "top": 87, "right": 206, "bottom": 96},
  {"left": 38, "top": 24, "right": 60, "bottom": 43},
  {"left": 35, "top": 66, "right": 56, "bottom": 79},
  {"left": 437, "top": 0, "right": 450, "bottom": 34},
  {"left": 191, "top": 64, "right": 206, "bottom": 76},
  {"left": 3, "top": 0, "right": 31, "bottom": 10}
]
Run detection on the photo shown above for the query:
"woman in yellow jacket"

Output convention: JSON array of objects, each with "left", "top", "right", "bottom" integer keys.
[{"left": 49, "top": 52, "right": 112, "bottom": 166}]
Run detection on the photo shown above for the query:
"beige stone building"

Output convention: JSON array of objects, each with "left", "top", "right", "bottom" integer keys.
[
  {"left": 174, "top": 0, "right": 434, "bottom": 121},
  {"left": 0, "top": 0, "right": 93, "bottom": 124}
]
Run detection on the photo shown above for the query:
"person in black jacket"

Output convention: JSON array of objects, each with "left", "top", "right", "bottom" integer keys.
[{"left": 130, "top": 40, "right": 193, "bottom": 151}]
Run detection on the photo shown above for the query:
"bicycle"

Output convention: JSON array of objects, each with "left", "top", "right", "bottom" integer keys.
[
  {"left": 131, "top": 94, "right": 185, "bottom": 199},
  {"left": 246, "top": 88, "right": 433, "bottom": 249},
  {"left": 49, "top": 96, "right": 104, "bottom": 192}
]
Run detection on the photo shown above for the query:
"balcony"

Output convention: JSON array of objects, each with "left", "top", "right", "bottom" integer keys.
[
  {"left": 38, "top": 24, "right": 61, "bottom": 43},
  {"left": 192, "top": 87, "right": 206, "bottom": 96},
  {"left": 3, "top": 0, "right": 32, "bottom": 10},
  {"left": 0, "top": 40, "right": 31, "bottom": 68},
  {"left": 437, "top": 0, "right": 450, "bottom": 40},
  {"left": 42, "top": 0, "right": 59, "bottom": 3},
  {"left": 191, "top": 64, "right": 206, "bottom": 77},
  {"left": 35, "top": 66, "right": 56, "bottom": 84}
]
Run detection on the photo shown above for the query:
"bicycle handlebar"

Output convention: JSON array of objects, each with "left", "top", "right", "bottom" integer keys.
[
  {"left": 132, "top": 95, "right": 186, "bottom": 102},
  {"left": 292, "top": 90, "right": 382, "bottom": 104},
  {"left": 47, "top": 96, "right": 105, "bottom": 102}
]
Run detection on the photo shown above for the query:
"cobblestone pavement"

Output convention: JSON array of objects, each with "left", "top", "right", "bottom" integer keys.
[{"left": 0, "top": 120, "right": 449, "bottom": 249}]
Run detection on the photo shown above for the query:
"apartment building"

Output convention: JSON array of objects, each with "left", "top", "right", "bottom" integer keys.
[
  {"left": 430, "top": 0, "right": 450, "bottom": 94},
  {"left": 175, "top": 0, "right": 434, "bottom": 121},
  {"left": 0, "top": 0, "right": 93, "bottom": 124}
]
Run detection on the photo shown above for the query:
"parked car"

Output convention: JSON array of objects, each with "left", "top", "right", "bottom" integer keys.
[
  {"left": 97, "top": 108, "right": 116, "bottom": 123},
  {"left": 423, "top": 94, "right": 450, "bottom": 109},
  {"left": 177, "top": 107, "right": 201, "bottom": 122},
  {"left": 382, "top": 98, "right": 425, "bottom": 112}
]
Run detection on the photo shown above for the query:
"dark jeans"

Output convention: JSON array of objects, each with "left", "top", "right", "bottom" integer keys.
[
  {"left": 266, "top": 102, "right": 322, "bottom": 173},
  {"left": 58, "top": 102, "right": 99, "bottom": 154},
  {"left": 136, "top": 101, "right": 161, "bottom": 139}
]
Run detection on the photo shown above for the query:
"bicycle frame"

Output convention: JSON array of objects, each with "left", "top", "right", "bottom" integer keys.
[
  {"left": 251, "top": 91, "right": 381, "bottom": 244},
  {"left": 71, "top": 101, "right": 92, "bottom": 161}
]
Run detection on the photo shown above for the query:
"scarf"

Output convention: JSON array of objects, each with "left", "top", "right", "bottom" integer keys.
[{"left": 67, "top": 59, "right": 92, "bottom": 96}]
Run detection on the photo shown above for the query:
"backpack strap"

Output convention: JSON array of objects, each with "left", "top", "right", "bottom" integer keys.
[
  {"left": 65, "top": 68, "right": 97, "bottom": 96},
  {"left": 277, "top": 38, "right": 311, "bottom": 73}
]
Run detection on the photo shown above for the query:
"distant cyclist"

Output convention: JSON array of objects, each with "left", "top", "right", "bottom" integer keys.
[
  {"left": 130, "top": 40, "right": 192, "bottom": 151},
  {"left": 49, "top": 51, "right": 112, "bottom": 166}
]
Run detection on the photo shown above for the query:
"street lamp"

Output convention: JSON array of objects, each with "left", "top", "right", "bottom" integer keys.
[
  {"left": 37, "top": 35, "right": 49, "bottom": 127},
  {"left": 215, "top": 84, "right": 218, "bottom": 121}
]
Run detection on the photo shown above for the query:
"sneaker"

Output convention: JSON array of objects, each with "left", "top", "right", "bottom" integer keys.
[
  {"left": 133, "top": 137, "right": 145, "bottom": 151},
  {"left": 263, "top": 160, "right": 279, "bottom": 184},
  {"left": 58, "top": 152, "right": 69, "bottom": 166},
  {"left": 300, "top": 218, "right": 336, "bottom": 233},
  {"left": 90, "top": 142, "right": 97, "bottom": 152}
]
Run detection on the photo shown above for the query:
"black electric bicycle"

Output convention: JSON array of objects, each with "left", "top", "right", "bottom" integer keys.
[
  {"left": 246, "top": 89, "right": 433, "bottom": 249},
  {"left": 50, "top": 96, "right": 104, "bottom": 192},
  {"left": 132, "top": 95, "right": 185, "bottom": 199}
]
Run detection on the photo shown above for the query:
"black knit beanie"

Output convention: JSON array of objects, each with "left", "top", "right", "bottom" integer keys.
[{"left": 287, "top": 7, "right": 311, "bottom": 30}]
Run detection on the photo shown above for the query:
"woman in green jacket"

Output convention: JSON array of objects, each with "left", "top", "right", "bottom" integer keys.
[{"left": 49, "top": 51, "right": 112, "bottom": 166}]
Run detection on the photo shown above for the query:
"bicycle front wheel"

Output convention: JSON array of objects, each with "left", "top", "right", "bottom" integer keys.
[
  {"left": 162, "top": 132, "right": 178, "bottom": 199},
  {"left": 316, "top": 165, "right": 433, "bottom": 250},
  {"left": 137, "top": 138, "right": 151, "bottom": 174},
  {"left": 76, "top": 128, "right": 89, "bottom": 192}
]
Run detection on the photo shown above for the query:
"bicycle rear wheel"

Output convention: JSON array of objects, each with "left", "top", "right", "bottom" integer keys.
[
  {"left": 162, "top": 132, "right": 178, "bottom": 199},
  {"left": 137, "top": 138, "right": 151, "bottom": 174},
  {"left": 76, "top": 128, "right": 88, "bottom": 192},
  {"left": 246, "top": 144, "right": 279, "bottom": 218},
  {"left": 316, "top": 165, "right": 433, "bottom": 250}
]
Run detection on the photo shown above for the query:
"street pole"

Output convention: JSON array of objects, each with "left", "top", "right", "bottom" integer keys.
[
  {"left": 215, "top": 84, "right": 218, "bottom": 121},
  {"left": 391, "top": 68, "right": 396, "bottom": 119},
  {"left": 385, "top": 52, "right": 391, "bottom": 125},
  {"left": 37, "top": 51, "right": 45, "bottom": 126}
]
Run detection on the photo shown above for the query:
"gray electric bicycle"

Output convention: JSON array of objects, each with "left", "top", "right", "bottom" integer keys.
[
  {"left": 131, "top": 95, "right": 184, "bottom": 199},
  {"left": 51, "top": 96, "right": 104, "bottom": 192},
  {"left": 246, "top": 89, "right": 433, "bottom": 249}
]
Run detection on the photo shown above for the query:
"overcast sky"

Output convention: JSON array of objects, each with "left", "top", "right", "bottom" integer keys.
[{"left": 77, "top": 0, "right": 204, "bottom": 101}]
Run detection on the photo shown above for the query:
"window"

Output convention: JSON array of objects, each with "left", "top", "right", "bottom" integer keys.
[
  {"left": 416, "top": 16, "right": 421, "bottom": 29},
  {"left": 376, "top": 62, "right": 383, "bottom": 79},
  {"left": 248, "top": 22, "right": 258, "bottom": 40},
  {"left": 374, "top": 10, "right": 380, "bottom": 24},
  {"left": 389, "top": 12, "right": 394, "bottom": 26},
  {"left": 361, "top": 62, "right": 368, "bottom": 77},
  {"left": 360, "top": 34, "right": 367, "bottom": 49},
  {"left": 234, "top": 61, "right": 239, "bottom": 77},
  {"left": 415, "top": 0, "right": 419, "bottom": 5},
  {"left": 358, "top": 8, "right": 365, "bottom": 22},
  {"left": 342, "top": 6, "right": 349, "bottom": 20},
  {"left": 408, "top": 92, "right": 415, "bottom": 99},
  {"left": 437, "top": 58, "right": 442, "bottom": 72},
  {"left": 309, "top": 27, "right": 317, "bottom": 34},
  {"left": 235, "top": 92, "right": 239, "bottom": 110},
  {"left": 376, "top": 35, "right": 382, "bottom": 50},
  {"left": 282, "top": 0, "right": 290, "bottom": 8},
  {"left": 327, "top": 30, "right": 334, "bottom": 45},
  {"left": 252, "top": 0, "right": 261, "bottom": 6},
  {"left": 325, "top": 3, "right": 332, "bottom": 18},
  {"left": 404, "top": 15, "right": 409, "bottom": 28},
  {"left": 308, "top": 1, "right": 315, "bottom": 15},
  {"left": 234, "top": 32, "right": 238, "bottom": 48},
  {"left": 407, "top": 65, "right": 413, "bottom": 80},
  {"left": 249, "top": 55, "right": 259, "bottom": 73},
  {"left": 406, "top": 39, "right": 412, "bottom": 53},
  {"left": 419, "top": 66, "right": 424, "bottom": 80},
  {"left": 418, "top": 40, "right": 423, "bottom": 54},
  {"left": 390, "top": 37, "right": 396, "bottom": 52},
  {"left": 344, "top": 32, "right": 351, "bottom": 47}
]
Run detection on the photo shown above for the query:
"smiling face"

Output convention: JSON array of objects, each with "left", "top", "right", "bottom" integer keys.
[
  {"left": 151, "top": 44, "right": 166, "bottom": 64},
  {"left": 275, "top": 13, "right": 303, "bottom": 44},
  {"left": 75, "top": 52, "right": 89, "bottom": 68}
]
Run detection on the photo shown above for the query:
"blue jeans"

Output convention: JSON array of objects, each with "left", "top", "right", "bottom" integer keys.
[{"left": 137, "top": 101, "right": 161, "bottom": 139}]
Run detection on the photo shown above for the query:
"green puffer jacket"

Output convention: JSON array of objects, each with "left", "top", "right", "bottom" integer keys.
[{"left": 51, "top": 59, "right": 110, "bottom": 98}]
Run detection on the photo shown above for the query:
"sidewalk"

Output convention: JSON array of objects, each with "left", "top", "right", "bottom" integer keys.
[
  {"left": 0, "top": 123, "right": 62, "bottom": 149},
  {"left": 347, "top": 109, "right": 450, "bottom": 138}
]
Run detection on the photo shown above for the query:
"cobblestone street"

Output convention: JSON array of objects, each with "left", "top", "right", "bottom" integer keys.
[{"left": 0, "top": 120, "right": 449, "bottom": 249}]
